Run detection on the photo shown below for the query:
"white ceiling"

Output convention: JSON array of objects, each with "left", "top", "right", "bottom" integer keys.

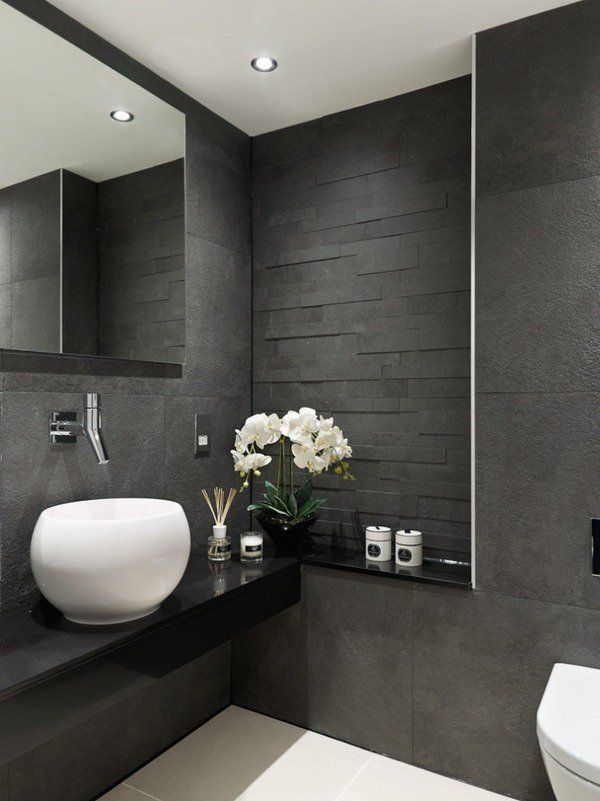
[
  {"left": 0, "top": 1, "right": 183, "bottom": 188},
  {"left": 46, "top": 0, "right": 579, "bottom": 136}
]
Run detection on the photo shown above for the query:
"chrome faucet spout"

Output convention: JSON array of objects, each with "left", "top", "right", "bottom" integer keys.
[
  {"left": 50, "top": 393, "right": 109, "bottom": 464},
  {"left": 82, "top": 393, "right": 109, "bottom": 465}
]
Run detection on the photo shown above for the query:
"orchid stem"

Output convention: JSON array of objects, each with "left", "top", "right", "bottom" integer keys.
[{"left": 289, "top": 440, "right": 294, "bottom": 497}]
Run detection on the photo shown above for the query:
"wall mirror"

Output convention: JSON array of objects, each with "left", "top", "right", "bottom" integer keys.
[{"left": 0, "top": 2, "right": 185, "bottom": 364}]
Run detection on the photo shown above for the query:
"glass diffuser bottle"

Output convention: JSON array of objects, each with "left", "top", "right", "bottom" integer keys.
[{"left": 202, "top": 487, "right": 237, "bottom": 563}]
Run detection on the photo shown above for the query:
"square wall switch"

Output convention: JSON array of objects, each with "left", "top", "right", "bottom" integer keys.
[{"left": 195, "top": 414, "right": 211, "bottom": 456}]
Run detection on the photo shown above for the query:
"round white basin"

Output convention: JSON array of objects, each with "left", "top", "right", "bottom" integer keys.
[{"left": 31, "top": 498, "right": 191, "bottom": 625}]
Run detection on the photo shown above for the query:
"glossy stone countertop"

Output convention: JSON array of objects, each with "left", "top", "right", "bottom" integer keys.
[
  {"left": 0, "top": 552, "right": 299, "bottom": 701},
  {"left": 303, "top": 545, "right": 471, "bottom": 588}
]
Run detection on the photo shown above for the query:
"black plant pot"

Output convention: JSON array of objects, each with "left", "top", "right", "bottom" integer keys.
[{"left": 256, "top": 512, "right": 318, "bottom": 555}]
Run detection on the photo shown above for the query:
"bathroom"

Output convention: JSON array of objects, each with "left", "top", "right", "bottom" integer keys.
[{"left": 0, "top": 0, "right": 597, "bottom": 799}]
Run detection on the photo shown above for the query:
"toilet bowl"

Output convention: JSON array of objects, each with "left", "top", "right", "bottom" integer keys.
[{"left": 537, "top": 663, "right": 600, "bottom": 800}]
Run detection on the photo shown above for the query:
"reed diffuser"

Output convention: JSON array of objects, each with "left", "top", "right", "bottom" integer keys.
[{"left": 202, "top": 487, "right": 237, "bottom": 562}]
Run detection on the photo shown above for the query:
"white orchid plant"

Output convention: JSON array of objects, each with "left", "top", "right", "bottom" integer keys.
[{"left": 231, "top": 408, "right": 353, "bottom": 523}]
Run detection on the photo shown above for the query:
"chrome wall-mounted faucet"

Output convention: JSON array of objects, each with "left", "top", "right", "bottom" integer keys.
[{"left": 50, "top": 393, "right": 110, "bottom": 465}]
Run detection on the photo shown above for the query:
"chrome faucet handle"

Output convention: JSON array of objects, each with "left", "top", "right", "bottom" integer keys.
[{"left": 49, "top": 393, "right": 109, "bottom": 464}]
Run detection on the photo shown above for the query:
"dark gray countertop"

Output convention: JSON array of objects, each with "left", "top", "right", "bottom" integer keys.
[
  {"left": 302, "top": 545, "right": 471, "bottom": 588},
  {"left": 0, "top": 551, "right": 299, "bottom": 702}
]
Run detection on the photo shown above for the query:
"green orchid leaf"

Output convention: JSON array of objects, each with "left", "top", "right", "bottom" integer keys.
[
  {"left": 247, "top": 503, "right": 288, "bottom": 517},
  {"left": 288, "top": 493, "right": 298, "bottom": 517},
  {"left": 264, "top": 481, "right": 278, "bottom": 502},
  {"left": 294, "top": 478, "right": 313, "bottom": 508}
]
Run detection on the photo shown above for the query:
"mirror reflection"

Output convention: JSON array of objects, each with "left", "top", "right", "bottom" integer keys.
[{"left": 0, "top": 2, "right": 185, "bottom": 363}]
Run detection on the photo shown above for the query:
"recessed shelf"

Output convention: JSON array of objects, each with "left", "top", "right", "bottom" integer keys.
[{"left": 302, "top": 546, "right": 471, "bottom": 589}]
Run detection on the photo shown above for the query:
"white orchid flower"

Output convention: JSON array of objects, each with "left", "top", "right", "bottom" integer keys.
[
  {"left": 319, "top": 447, "right": 333, "bottom": 469},
  {"left": 266, "top": 413, "right": 283, "bottom": 439},
  {"left": 280, "top": 410, "right": 299, "bottom": 437},
  {"left": 231, "top": 449, "right": 247, "bottom": 473},
  {"left": 314, "top": 424, "right": 345, "bottom": 451},
  {"left": 318, "top": 415, "right": 334, "bottom": 431},
  {"left": 235, "top": 427, "right": 250, "bottom": 452},
  {"left": 240, "top": 413, "right": 279, "bottom": 448},
  {"left": 291, "top": 442, "right": 326, "bottom": 473},
  {"left": 287, "top": 407, "right": 319, "bottom": 444},
  {"left": 244, "top": 452, "right": 272, "bottom": 471},
  {"left": 331, "top": 439, "right": 352, "bottom": 462}
]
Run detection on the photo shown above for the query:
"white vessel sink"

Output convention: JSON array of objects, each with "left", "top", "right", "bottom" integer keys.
[{"left": 31, "top": 498, "right": 191, "bottom": 625}]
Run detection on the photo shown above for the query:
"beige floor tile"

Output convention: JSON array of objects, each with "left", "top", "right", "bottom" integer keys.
[
  {"left": 126, "top": 705, "right": 371, "bottom": 801},
  {"left": 99, "top": 784, "right": 162, "bottom": 801},
  {"left": 338, "top": 754, "right": 515, "bottom": 801}
]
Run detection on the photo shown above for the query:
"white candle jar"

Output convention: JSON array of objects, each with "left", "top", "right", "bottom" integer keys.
[
  {"left": 365, "top": 526, "right": 392, "bottom": 561},
  {"left": 395, "top": 529, "right": 422, "bottom": 567},
  {"left": 240, "top": 531, "right": 263, "bottom": 563}
]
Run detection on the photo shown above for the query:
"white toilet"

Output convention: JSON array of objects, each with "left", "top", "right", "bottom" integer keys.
[{"left": 537, "top": 663, "right": 600, "bottom": 800}]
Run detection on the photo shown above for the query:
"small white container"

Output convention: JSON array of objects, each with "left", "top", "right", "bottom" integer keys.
[
  {"left": 240, "top": 531, "right": 263, "bottom": 563},
  {"left": 365, "top": 526, "right": 392, "bottom": 561},
  {"left": 395, "top": 529, "right": 422, "bottom": 567}
]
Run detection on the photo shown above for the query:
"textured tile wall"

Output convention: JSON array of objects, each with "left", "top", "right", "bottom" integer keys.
[
  {"left": 251, "top": 77, "right": 471, "bottom": 556},
  {"left": 233, "top": 566, "right": 600, "bottom": 801},
  {"left": 0, "top": 171, "right": 61, "bottom": 352},
  {"left": 0, "top": 0, "right": 251, "bottom": 799},
  {"left": 235, "top": 5, "right": 600, "bottom": 801},
  {"left": 98, "top": 159, "right": 185, "bottom": 363},
  {"left": 0, "top": 1, "right": 252, "bottom": 612},
  {"left": 475, "top": 0, "right": 600, "bottom": 608}
]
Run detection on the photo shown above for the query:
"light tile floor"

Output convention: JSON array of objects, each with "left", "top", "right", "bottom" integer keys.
[{"left": 100, "top": 705, "right": 513, "bottom": 801}]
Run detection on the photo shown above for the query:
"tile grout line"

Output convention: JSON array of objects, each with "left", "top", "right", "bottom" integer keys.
[
  {"left": 334, "top": 753, "right": 375, "bottom": 801},
  {"left": 121, "top": 781, "right": 165, "bottom": 801}
]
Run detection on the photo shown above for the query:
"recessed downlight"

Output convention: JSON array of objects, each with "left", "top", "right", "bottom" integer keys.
[
  {"left": 110, "top": 109, "right": 134, "bottom": 122},
  {"left": 251, "top": 56, "right": 277, "bottom": 73}
]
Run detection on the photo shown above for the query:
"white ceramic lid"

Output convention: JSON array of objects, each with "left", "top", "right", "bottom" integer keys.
[
  {"left": 537, "top": 663, "right": 600, "bottom": 785},
  {"left": 366, "top": 526, "right": 391, "bottom": 541}
]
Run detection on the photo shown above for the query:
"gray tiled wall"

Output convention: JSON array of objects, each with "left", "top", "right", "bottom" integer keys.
[
  {"left": 0, "top": 2, "right": 251, "bottom": 614},
  {"left": 0, "top": 171, "right": 61, "bottom": 352},
  {"left": 234, "top": 4, "right": 600, "bottom": 801},
  {"left": 98, "top": 159, "right": 185, "bottom": 363},
  {"left": 251, "top": 77, "right": 471, "bottom": 556},
  {"left": 0, "top": 1, "right": 251, "bottom": 796}
]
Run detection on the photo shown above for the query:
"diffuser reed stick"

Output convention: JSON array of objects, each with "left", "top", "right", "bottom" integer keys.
[{"left": 202, "top": 487, "right": 237, "bottom": 525}]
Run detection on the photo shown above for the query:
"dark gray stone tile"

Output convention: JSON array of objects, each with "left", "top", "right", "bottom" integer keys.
[
  {"left": 11, "top": 276, "right": 60, "bottom": 353},
  {"left": 0, "top": 351, "right": 166, "bottom": 395},
  {"left": 0, "top": 188, "right": 11, "bottom": 286},
  {"left": 412, "top": 584, "right": 600, "bottom": 800},
  {"left": 232, "top": 601, "right": 310, "bottom": 728},
  {"left": 476, "top": 391, "right": 600, "bottom": 609},
  {"left": 167, "top": 643, "right": 231, "bottom": 740},
  {"left": 0, "top": 391, "right": 165, "bottom": 609},
  {"left": 0, "top": 284, "right": 11, "bottom": 349},
  {"left": 477, "top": 176, "right": 600, "bottom": 393},
  {"left": 477, "top": 0, "right": 600, "bottom": 196},
  {"left": 0, "top": 765, "right": 7, "bottom": 801},
  {"left": 9, "top": 171, "right": 60, "bottom": 282},
  {"left": 234, "top": 565, "right": 413, "bottom": 761},
  {"left": 164, "top": 394, "right": 250, "bottom": 552},
  {"left": 165, "top": 235, "right": 250, "bottom": 397},
  {"left": 186, "top": 115, "right": 251, "bottom": 254},
  {"left": 7, "top": 677, "right": 173, "bottom": 801},
  {"left": 305, "top": 566, "right": 413, "bottom": 760}
]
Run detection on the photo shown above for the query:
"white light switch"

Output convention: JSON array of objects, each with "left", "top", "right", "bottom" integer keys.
[{"left": 194, "top": 415, "right": 211, "bottom": 456}]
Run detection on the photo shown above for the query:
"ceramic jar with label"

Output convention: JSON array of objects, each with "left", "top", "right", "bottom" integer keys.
[
  {"left": 365, "top": 526, "right": 392, "bottom": 561},
  {"left": 395, "top": 529, "right": 422, "bottom": 567}
]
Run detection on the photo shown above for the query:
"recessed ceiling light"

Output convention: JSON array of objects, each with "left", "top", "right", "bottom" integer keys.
[
  {"left": 110, "top": 109, "right": 134, "bottom": 122},
  {"left": 251, "top": 56, "right": 277, "bottom": 73}
]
